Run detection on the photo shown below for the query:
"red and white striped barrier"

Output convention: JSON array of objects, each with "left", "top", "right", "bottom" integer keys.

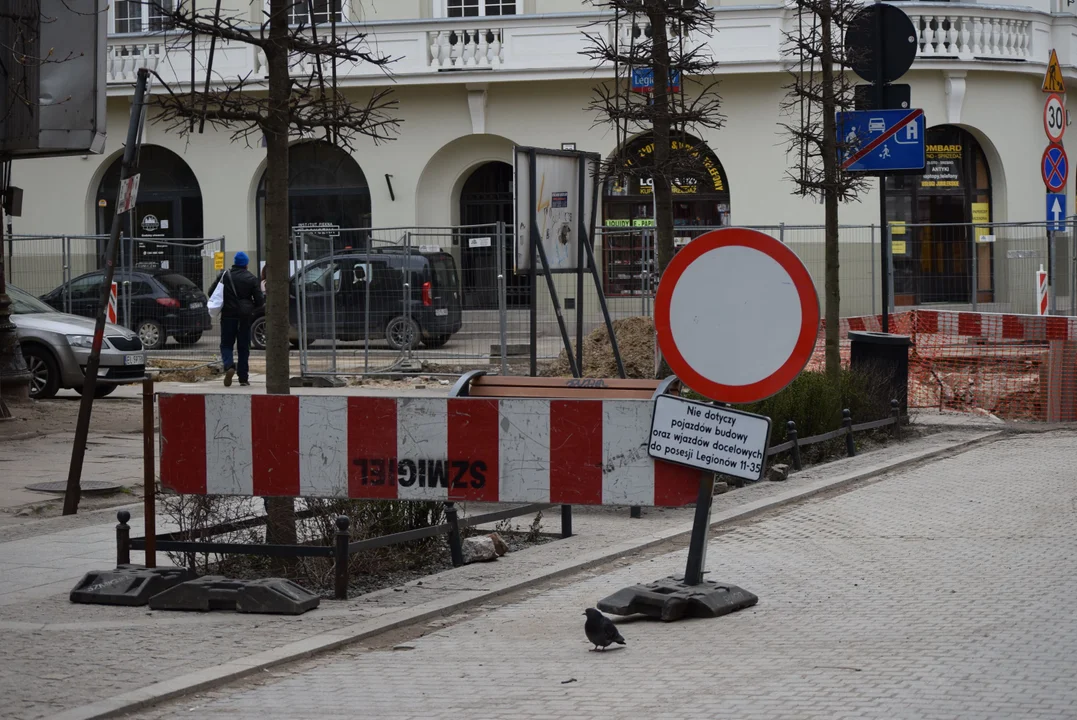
[
  {"left": 159, "top": 394, "right": 703, "bottom": 507},
  {"left": 107, "top": 282, "right": 118, "bottom": 324},
  {"left": 914, "top": 309, "right": 1077, "bottom": 342},
  {"left": 1037, "top": 265, "right": 1049, "bottom": 316}
]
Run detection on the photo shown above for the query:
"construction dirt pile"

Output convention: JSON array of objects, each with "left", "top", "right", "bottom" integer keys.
[{"left": 541, "top": 316, "right": 656, "bottom": 379}]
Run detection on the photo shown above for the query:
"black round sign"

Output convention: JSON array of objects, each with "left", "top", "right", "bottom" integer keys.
[{"left": 845, "top": 4, "right": 918, "bottom": 84}]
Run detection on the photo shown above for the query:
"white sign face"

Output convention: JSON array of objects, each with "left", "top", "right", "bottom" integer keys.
[
  {"left": 469, "top": 236, "right": 492, "bottom": 248},
  {"left": 514, "top": 149, "right": 598, "bottom": 273},
  {"left": 1045, "top": 94, "right": 1066, "bottom": 144},
  {"left": 648, "top": 395, "right": 771, "bottom": 481},
  {"left": 978, "top": 234, "right": 996, "bottom": 244},
  {"left": 294, "top": 222, "right": 340, "bottom": 238}
]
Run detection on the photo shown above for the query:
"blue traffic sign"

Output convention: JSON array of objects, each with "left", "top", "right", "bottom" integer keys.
[
  {"left": 630, "top": 68, "right": 681, "bottom": 93},
  {"left": 836, "top": 109, "right": 926, "bottom": 173},
  {"left": 1042, "top": 144, "right": 1068, "bottom": 193},
  {"left": 1047, "top": 192, "right": 1067, "bottom": 231}
]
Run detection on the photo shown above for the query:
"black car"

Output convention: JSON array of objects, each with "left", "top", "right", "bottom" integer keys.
[
  {"left": 251, "top": 249, "right": 463, "bottom": 351},
  {"left": 41, "top": 269, "right": 212, "bottom": 350}
]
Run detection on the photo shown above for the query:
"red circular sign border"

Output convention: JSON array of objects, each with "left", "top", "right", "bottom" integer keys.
[
  {"left": 1044, "top": 93, "right": 1066, "bottom": 144},
  {"left": 1042, "top": 142, "right": 1068, "bottom": 193},
  {"left": 654, "top": 228, "right": 821, "bottom": 404}
]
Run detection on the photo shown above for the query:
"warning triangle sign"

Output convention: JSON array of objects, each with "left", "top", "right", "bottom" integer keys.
[{"left": 1043, "top": 49, "right": 1065, "bottom": 93}]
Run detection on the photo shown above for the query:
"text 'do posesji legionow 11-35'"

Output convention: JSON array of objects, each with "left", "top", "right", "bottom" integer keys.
[{"left": 648, "top": 395, "right": 771, "bottom": 481}]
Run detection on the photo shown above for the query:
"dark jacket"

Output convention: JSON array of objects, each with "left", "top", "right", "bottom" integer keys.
[{"left": 212, "top": 265, "right": 264, "bottom": 320}]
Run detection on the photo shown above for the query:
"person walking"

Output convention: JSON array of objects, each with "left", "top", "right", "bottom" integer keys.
[{"left": 210, "top": 251, "right": 263, "bottom": 387}]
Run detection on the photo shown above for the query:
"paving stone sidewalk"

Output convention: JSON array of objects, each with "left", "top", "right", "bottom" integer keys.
[
  {"left": 131, "top": 430, "right": 1077, "bottom": 720},
  {"left": 0, "top": 426, "right": 987, "bottom": 720}
]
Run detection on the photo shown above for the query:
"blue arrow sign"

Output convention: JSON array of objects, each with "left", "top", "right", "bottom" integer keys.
[
  {"left": 1047, "top": 192, "right": 1067, "bottom": 231},
  {"left": 836, "top": 109, "right": 926, "bottom": 173}
]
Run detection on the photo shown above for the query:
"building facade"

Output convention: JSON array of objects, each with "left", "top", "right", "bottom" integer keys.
[{"left": 9, "top": 0, "right": 1077, "bottom": 316}]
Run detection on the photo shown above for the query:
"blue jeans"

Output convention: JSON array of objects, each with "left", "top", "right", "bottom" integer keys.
[{"left": 220, "top": 317, "right": 251, "bottom": 382}]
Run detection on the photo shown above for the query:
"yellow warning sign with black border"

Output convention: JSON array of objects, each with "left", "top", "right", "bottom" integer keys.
[{"left": 1043, "top": 49, "right": 1065, "bottom": 94}]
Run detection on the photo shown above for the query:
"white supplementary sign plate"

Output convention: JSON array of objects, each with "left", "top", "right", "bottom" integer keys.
[
  {"left": 469, "top": 237, "right": 492, "bottom": 248},
  {"left": 648, "top": 395, "right": 771, "bottom": 481},
  {"left": 117, "top": 174, "right": 141, "bottom": 215}
]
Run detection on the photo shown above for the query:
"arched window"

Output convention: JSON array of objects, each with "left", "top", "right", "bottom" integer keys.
[
  {"left": 256, "top": 141, "right": 371, "bottom": 261},
  {"left": 886, "top": 125, "right": 993, "bottom": 305},
  {"left": 96, "top": 144, "right": 204, "bottom": 281},
  {"left": 601, "top": 133, "right": 731, "bottom": 296}
]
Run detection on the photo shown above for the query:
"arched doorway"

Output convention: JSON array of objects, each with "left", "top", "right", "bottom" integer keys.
[
  {"left": 601, "top": 133, "right": 731, "bottom": 296},
  {"left": 256, "top": 141, "right": 371, "bottom": 261},
  {"left": 458, "top": 161, "right": 528, "bottom": 309},
  {"left": 886, "top": 125, "right": 993, "bottom": 305},
  {"left": 96, "top": 145, "right": 204, "bottom": 281}
]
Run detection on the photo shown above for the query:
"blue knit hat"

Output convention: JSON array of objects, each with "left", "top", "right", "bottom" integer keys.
[{"left": 234, "top": 251, "right": 249, "bottom": 267}]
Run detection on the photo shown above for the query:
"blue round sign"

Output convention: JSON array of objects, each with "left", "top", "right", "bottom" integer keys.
[{"left": 1042, "top": 143, "right": 1068, "bottom": 193}]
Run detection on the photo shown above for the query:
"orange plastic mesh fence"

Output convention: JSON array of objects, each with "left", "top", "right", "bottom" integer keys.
[{"left": 808, "top": 310, "right": 1077, "bottom": 422}]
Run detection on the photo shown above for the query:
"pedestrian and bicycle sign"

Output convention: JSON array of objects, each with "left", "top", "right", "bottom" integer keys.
[
  {"left": 836, "top": 109, "right": 926, "bottom": 173},
  {"left": 1042, "top": 143, "right": 1068, "bottom": 193}
]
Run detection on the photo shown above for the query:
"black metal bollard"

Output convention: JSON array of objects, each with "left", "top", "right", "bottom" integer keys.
[
  {"left": 561, "top": 504, "right": 573, "bottom": 538},
  {"left": 630, "top": 505, "right": 642, "bottom": 519},
  {"left": 116, "top": 510, "right": 131, "bottom": 567},
  {"left": 890, "top": 399, "right": 901, "bottom": 439},
  {"left": 334, "top": 515, "right": 351, "bottom": 601},
  {"left": 843, "top": 409, "right": 856, "bottom": 457},
  {"left": 786, "top": 420, "right": 802, "bottom": 471},
  {"left": 445, "top": 502, "right": 464, "bottom": 567}
]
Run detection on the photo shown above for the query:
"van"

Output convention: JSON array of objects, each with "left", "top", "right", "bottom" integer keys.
[{"left": 251, "top": 249, "right": 463, "bottom": 351}]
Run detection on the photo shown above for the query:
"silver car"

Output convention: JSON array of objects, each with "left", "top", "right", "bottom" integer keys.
[{"left": 9, "top": 285, "right": 146, "bottom": 399}]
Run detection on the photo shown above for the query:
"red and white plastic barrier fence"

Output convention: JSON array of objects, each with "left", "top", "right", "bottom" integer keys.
[{"left": 159, "top": 394, "right": 703, "bottom": 507}]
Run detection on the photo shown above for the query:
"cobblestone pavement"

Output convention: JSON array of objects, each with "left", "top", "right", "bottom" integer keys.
[
  {"left": 0, "top": 427, "right": 984, "bottom": 720},
  {"left": 129, "top": 431, "right": 1077, "bottom": 720}
]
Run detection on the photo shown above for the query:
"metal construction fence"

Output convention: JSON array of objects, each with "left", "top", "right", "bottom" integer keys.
[
  {"left": 5, "top": 233, "right": 226, "bottom": 366},
  {"left": 7, "top": 220, "right": 1072, "bottom": 378}
]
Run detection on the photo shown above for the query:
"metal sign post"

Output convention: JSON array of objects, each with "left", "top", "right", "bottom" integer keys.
[{"left": 63, "top": 68, "right": 150, "bottom": 515}]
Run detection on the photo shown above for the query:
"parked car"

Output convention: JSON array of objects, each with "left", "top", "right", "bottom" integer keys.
[
  {"left": 250, "top": 249, "right": 463, "bottom": 351},
  {"left": 40, "top": 269, "right": 211, "bottom": 351},
  {"left": 9, "top": 284, "right": 146, "bottom": 399}
]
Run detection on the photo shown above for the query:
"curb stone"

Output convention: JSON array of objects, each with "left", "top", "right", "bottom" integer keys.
[{"left": 45, "top": 429, "right": 1003, "bottom": 720}]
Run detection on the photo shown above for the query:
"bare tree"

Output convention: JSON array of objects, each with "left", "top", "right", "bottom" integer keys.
[
  {"left": 582, "top": 0, "right": 724, "bottom": 276},
  {"left": 780, "top": 0, "right": 866, "bottom": 380},
  {"left": 151, "top": 0, "right": 400, "bottom": 543}
]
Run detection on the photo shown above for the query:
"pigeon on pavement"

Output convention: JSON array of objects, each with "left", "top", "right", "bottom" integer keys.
[{"left": 583, "top": 608, "right": 626, "bottom": 651}]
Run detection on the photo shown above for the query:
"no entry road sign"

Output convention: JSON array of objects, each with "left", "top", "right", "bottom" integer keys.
[
  {"left": 1042, "top": 143, "right": 1068, "bottom": 193},
  {"left": 837, "top": 109, "right": 926, "bottom": 173},
  {"left": 654, "top": 228, "right": 820, "bottom": 404}
]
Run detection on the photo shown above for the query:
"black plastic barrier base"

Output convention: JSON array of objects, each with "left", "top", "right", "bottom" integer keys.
[
  {"left": 148, "top": 576, "right": 320, "bottom": 615},
  {"left": 70, "top": 565, "right": 196, "bottom": 606},
  {"left": 597, "top": 575, "right": 758, "bottom": 622}
]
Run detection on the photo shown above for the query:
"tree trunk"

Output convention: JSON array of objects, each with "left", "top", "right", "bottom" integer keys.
[
  {"left": 819, "top": 7, "right": 842, "bottom": 381},
  {"left": 647, "top": 2, "right": 674, "bottom": 276},
  {"left": 262, "top": 0, "right": 296, "bottom": 549}
]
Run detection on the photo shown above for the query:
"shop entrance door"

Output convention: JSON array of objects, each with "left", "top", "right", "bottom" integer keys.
[{"left": 915, "top": 195, "right": 970, "bottom": 303}]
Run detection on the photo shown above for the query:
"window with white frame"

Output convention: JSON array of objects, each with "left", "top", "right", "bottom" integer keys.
[
  {"left": 287, "top": 0, "right": 346, "bottom": 25},
  {"left": 447, "top": 0, "right": 516, "bottom": 17},
  {"left": 113, "top": 0, "right": 174, "bottom": 34}
]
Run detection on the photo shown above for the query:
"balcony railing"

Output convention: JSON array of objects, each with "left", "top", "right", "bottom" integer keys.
[{"left": 103, "top": 4, "right": 1062, "bottom": 91}]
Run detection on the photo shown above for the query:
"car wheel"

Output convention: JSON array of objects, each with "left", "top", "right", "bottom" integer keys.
[
  {"left": 173, "top": 332, "right": 202, "bottom": 346},
  {"left": 385, "top": 316, "right": 420, "bottom": 351},
  {"left": 422, "top": 334, "right": 452, "bottom": 349},
  {"left": 137, "top": 319, "right": 166, "bottom": 350},
  {"left": 75, "top": 384, "right": 116, "bottom": 398},
  {"left": 251, "top": 317, "right": 267, "bottom": 350},
  {"left": 23, "top": 346, "right": 60, "bottom": 400}
]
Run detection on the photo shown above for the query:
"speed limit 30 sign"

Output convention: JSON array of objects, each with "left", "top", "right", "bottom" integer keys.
[{"left": 1045, "top": 93, "right": 1066, "bottom": 144}]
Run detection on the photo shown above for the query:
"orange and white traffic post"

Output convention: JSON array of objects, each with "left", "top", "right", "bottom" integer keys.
[
  {"left": 1037, "top": 265, "right": 1049, "bottom": 316},
  {"left": 107, "top": 282, "right": 118, "bottom": 324}
]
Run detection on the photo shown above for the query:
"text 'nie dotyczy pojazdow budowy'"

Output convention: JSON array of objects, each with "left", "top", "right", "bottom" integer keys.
[{"left": 648, "top": 395, "right": 771, "bottom": 481}]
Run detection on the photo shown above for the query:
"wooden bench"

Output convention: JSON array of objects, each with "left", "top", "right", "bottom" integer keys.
[{"left": 450, "top": 371, "right": 683, "bottom": 522}]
